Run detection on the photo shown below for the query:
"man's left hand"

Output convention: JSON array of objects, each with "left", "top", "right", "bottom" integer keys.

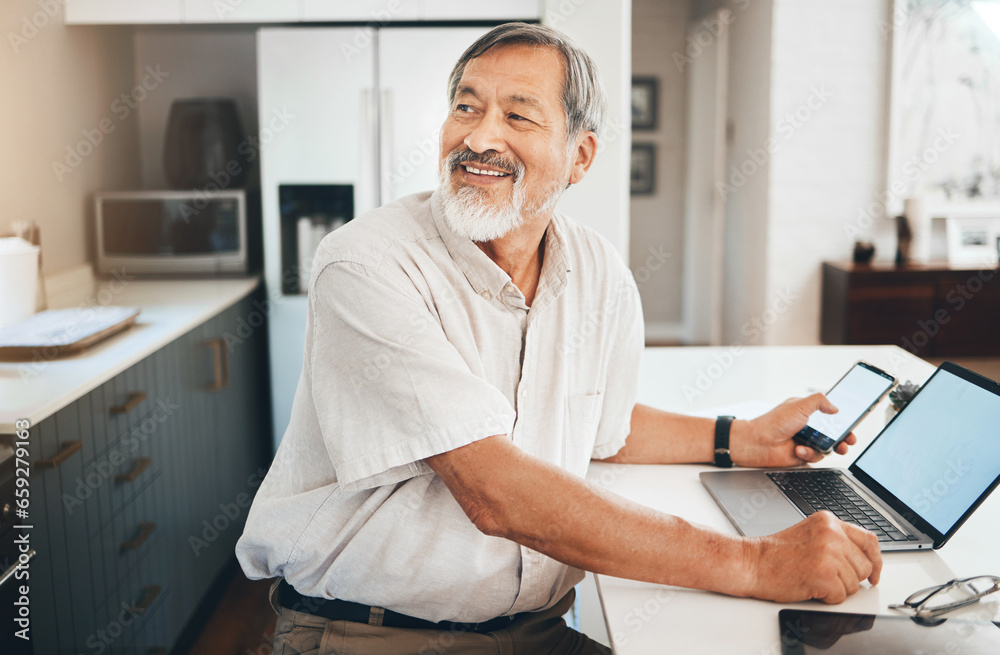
[{"left": 730, "top": 393, "right": 855, "bottom": 467}]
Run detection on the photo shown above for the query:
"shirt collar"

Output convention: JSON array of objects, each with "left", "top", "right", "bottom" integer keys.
[{"left": 430, "top": 189, "right": 572, "bottom": 306}]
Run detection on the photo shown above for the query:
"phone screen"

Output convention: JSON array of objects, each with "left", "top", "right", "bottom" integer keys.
[{"left": 796, "top": 363, "right": 895, "bottom": 452}]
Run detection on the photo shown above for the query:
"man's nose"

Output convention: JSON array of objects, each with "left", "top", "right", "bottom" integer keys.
[{"left": 464, "top": 111, "right": 507, "bottom": 154}]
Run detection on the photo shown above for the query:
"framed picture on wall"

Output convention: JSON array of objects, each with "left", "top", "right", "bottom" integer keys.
[
  {"left": 630, "top": 143, "right": 656, "bottom": 195},
  {"left": 948, "top": 218, "right": 1000, "bottom": 266},
  {"left": 946, "top": 216, "right": 1000, "bottom": 266},
  {"left": 631, "top": 77, "right": 658, "bottom": 130}
]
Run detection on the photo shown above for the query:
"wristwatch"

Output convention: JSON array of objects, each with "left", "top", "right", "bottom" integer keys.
[{"left": 714, "top": 416, "right": 735, "bottom": 468}]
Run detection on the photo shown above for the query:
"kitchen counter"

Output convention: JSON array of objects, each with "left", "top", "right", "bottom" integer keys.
[{"left": 0, "top": 276, "right": 261, "bottom": 433}]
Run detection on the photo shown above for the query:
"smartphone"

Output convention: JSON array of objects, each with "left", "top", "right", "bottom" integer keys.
[{"left": 793, "top": 361, "right": 897, "bottom": 454}]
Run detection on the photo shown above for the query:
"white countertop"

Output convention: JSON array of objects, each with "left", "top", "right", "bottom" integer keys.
[
  {"left": 0, "top": 276, "right": 261, "bottom": 433},
  {"left": 591, "top": 346, "right": 1000, "bottom": 653}
]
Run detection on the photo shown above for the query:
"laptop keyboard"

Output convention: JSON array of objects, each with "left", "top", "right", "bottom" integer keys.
[{"left": 767, "top": 471, "right": 919, "bottom": 543}]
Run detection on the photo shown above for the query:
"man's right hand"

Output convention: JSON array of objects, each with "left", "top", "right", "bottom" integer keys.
[{"left": 747, "top": 511, "right": 882, "bottom": 604}]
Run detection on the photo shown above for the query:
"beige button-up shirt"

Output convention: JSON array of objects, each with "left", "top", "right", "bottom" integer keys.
[{"left": 236, "top": 190, "right": 643, "bottom": 623}]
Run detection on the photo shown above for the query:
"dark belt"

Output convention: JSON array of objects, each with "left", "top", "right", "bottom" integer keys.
[{"left": 276, "top": 579, "right": 517, "bottom": 634}]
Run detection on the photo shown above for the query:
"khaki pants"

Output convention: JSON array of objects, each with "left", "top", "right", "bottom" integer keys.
[{"left": 269, "top": 584, "right": 611, "bottom": 655}]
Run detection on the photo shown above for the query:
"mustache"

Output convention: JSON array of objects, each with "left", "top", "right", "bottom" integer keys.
[{"left": 446, "top": 149, "right": 525, "bottom": 182}]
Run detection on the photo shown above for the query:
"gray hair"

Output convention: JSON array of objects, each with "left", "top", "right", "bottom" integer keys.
[{"left": 446, "top": 23, "right": 608, "bottom": 140}]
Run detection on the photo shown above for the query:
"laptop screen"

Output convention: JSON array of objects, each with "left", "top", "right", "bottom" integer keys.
[{"left": 853, "top": 366, "right": 1000, "bottom": 535}]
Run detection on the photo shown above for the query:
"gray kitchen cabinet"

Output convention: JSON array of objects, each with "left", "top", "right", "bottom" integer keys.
[{"left": 28, "top": 290, "right": 270, "bottom": 654}]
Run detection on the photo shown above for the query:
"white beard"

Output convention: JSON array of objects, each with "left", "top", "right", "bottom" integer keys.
[
  {"left": 438, "top": 156, "right": 566, "bottom": 243},
  {"left": 439, "top": 178, "right": 527, "bottom": 242}
]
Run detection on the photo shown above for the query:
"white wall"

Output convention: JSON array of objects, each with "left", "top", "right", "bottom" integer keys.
[
  {"left": 1, "top": 1, "right": 138, "bottom": 275},
  {"left": 691, "top": 0, "right": 893, "bottom": 346},
  {"left": 133, "top": 28, "right": 259, "bottom": 189},
  {"left": 544, "top": 0, "right": 632, "bottom": 262},
  {"left": 764, "top": 0, "right": 891, "bottom": 344},
  {"left": 631, "top": 0, "right": 689, "bottom": 342},
  {"left": 713, "top": 0, "right": 774, "bottom": 345}
]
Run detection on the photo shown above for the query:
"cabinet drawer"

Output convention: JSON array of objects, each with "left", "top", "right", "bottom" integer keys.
[
  {"left": 933, "top": 274, "right": 1000, "bottom": 356},
  {"left": 129, "top": 535, "right": 175, "bottom": 652},
  {"left": 26, "top": 285, "right": 269, "bottom": 653},
  {"left": 97, "top": 563, "right": 167, "bottom": 652},
  {"left": 90, "top": 375, "right": 149, "bottom": 465},
  {"left": 845, "top": 283, "right": 936, "bottom": 352},
  {"left": 94, "top": 474, "right": 164, "bottom": 610},
  {"left": 89, "top": 429, "right": 160, "bottom": 537}
]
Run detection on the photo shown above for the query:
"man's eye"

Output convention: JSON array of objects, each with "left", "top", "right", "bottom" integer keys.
[
  {"left": 456, "top": 104, "right": 474, "bottom": 113},
  {"left": 509, "top": 113, "right": 526, "bottom": 121}
]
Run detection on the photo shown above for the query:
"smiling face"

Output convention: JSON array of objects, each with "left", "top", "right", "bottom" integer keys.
[{"left": 438, "top": 44, "right": 592, "bottom": 242}]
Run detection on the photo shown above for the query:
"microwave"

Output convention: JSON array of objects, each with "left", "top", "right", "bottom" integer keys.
[{"left": 95, "top": 189, "right": 248, "bottom": 275}]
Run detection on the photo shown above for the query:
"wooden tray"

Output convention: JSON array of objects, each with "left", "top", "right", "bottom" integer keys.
[{"left": 0, "top": 307, "right": 140, "bottom": 361}]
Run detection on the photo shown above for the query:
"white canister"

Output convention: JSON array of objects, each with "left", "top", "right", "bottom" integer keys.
[
  {"left": 903, "top": 197, "right": 930, "bottom": 262},
  {"left": 0, "top": 237, "right": 40, "bottom": 327}
]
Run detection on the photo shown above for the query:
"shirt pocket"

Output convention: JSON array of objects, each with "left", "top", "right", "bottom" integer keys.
[{"left": 565, "top": 392, "right": 603, "bottom": 471}]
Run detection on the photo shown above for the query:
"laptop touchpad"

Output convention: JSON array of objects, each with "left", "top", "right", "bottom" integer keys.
[{"left": 714, "top": 486, "right": 804, "bottom": 537}]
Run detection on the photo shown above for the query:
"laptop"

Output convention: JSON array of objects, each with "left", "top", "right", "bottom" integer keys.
[{"left": 701, "top": 361, "right": 1000, "bottom": 551}]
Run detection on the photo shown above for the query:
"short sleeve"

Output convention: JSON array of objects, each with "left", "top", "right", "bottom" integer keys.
[
  {"left": 308, "top": 261, "right": 516, "bottom": 492},
  {"left": 590, "top": 274, "right": 644, "bottom": 460}
]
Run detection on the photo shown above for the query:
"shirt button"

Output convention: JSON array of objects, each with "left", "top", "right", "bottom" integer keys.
[
  {"left": 519, "top": 386, "right": 528, "bottom": 399},
  {"left": 480, "top": 290, "right": 491, "bottom": 300}
]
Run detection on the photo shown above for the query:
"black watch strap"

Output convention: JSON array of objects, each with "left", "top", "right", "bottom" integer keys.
[{"left": 714, "top": 416, "right": 735, "bottom": 468}]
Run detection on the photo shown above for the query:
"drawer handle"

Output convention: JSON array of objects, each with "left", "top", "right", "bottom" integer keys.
[
  {"left": 115, "top": 457, "right": 152, "bottom": 484},
  {"left": 110, "top": 391, "right": 148, "bottom": 415},
  {"left": 35, "top": 441, "right": 83, "bottom": 469},
  {"left": 121, "top": 521, "right": 156, "bottom": 551},
  {"left": 203, "top": 338, "right": 230, "bottom": 391},
  {"left": 128, "top": 584, "right": 162, "bottom": 615}
]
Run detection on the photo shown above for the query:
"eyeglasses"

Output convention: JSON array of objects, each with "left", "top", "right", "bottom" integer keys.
[{"left": 889, "top": 575, "right": 1000, "bottom": 619}]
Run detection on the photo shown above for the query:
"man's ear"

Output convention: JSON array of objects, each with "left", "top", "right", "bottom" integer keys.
[{"left": 568, "top": 130, "right": 598, "bottom": 185}]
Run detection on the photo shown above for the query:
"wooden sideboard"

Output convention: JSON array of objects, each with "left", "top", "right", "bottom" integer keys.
[{"left": 821, "top": 261, "right": 1000, "bottom": 357}]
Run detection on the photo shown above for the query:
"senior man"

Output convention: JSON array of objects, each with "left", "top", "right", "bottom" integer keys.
[{"left": 237, "top": 23, "right": 882, "bottom": 655}]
